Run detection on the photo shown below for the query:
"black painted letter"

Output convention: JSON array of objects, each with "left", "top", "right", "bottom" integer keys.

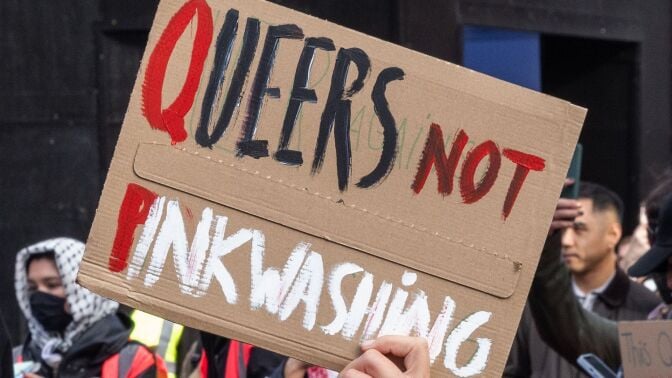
[
  {"left": 196, "top": 13, "right": 260, "bottom": 148},
  {"left": 274, "top": 37, "right": 335, "bottom": 166},
  {"left": 357, "top": 67, "right": 404, "bottom": 188},
  {"left": 312, "top": 48, "right": 371, "bottom": 191},
  {"left": 238, "top": 24, "right": 304, "bottom": 158}
]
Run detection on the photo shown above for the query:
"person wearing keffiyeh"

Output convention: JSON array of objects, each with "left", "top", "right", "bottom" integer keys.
[{"left": 12, "top": 237, "right": 167, "bottom": 378}]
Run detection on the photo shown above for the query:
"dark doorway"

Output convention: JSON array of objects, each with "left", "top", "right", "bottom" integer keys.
[{"left": 542, "top": 36, "right": 639, "bottom": 232}]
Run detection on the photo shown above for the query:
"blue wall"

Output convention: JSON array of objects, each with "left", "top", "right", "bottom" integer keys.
[{"left": 463, "top": 26, "right": 541, "bottom": 91}]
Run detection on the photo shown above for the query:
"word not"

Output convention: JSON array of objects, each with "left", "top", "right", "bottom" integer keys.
[
  {"left": 109, "top": 183, "right": 493, "bottom": 377},
  {"left": 412, "top": 123, "right": 546, "bottom": 219}
]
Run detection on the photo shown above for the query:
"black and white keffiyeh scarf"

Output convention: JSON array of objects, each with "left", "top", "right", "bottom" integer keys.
[{"left": 15, "top": 238, "right": 119, "bottom": 365}]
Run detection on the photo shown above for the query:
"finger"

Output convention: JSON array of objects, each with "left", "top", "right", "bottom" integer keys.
[
  {"left": 550, "top": 221, "right": 574, "bottom": 230},
  {"left": 342, "top": 349, "right": 402, "bottom": 377},
  {"left": 564, "top": 178, "right": 575, "bottom": 187},
  {"left": 556, "top": 198, "right": 581, "bottom": 210},
  {"left": 363, "top": 336, "right": 429, "bottom": 372},
  {"left": 548, "top": 220, "right": 575, "bottom": 236},
  {"left": 339, "top": 369, "right": 373, "bottom": 378},
  {"left": 553, "top": 209, "right": 582, "bottom": 220}
]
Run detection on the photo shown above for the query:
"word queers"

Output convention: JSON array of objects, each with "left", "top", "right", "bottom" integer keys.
[
  {"left": 142, "top": 0, "right": 546, "bottom": 219},
  {"left": 109, "top": 183, "right": 494, "bottom": 377}
]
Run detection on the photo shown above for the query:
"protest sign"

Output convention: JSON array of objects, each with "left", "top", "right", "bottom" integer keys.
[
  {"left": 78, "top": 0, "right": 586, "bottom": 375},
  {"left": 619, "top": 321, "right": 672, "bottom": 377}
]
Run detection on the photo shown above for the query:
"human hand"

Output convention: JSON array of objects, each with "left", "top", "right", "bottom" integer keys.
[
  {"left": 339, "top": 336, "right": 429, "bottom": 378},
  {"left": 548, "top": 179, "right": 582, "bottom": 236}
]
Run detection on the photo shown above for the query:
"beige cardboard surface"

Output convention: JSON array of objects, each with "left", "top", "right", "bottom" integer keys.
[
  {"left": 78, "top": 0, "right": 586, "bottom": 375},
  {"left": 619, "top": 321, "right": 672, "bottom": 377}
]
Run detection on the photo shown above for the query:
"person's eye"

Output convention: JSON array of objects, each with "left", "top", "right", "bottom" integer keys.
[{"left": 47, "top": 283, "right": 62, "bottom": 290}]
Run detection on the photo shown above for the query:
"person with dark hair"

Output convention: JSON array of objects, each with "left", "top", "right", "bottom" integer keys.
[
  {"left": 505, "top": 182, "right": 660, "bottom": 377},
  {"left": 12, "top": 238, "right": 168, "bottom": 378},
  {"left": 523, "top": 177, "right": 672, "bottom": 372}
]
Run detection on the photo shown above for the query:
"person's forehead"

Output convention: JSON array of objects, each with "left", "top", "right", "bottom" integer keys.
[
  {"left": 577, "top": 197, "right": 595, "bottom": 210},
  {"left": 576, "top": 198, "right": 598, "bottom": 221},
  {"left": 27, "top": 258, "right": 59, "bottom": 277},
  {"left": 577, "top": 197, "right": 618, "bottom": 223}
]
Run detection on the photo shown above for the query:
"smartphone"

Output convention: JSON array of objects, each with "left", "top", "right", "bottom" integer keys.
[
  {"left": 561, "top": 143, "right": 582, "bottom": 199},
  {"left": 577, "top": 353, "right": 617, "bottom": 378}
]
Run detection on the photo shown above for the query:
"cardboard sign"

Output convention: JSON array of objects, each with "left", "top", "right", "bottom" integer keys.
[
  {"left": 619, "top": 321, "right": 672, "bottom": 377},
  {"left": 78, "top": 0, "right": 585, "bottom": 375}
]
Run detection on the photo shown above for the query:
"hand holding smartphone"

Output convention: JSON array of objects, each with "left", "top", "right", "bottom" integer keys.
[{"left": 561, "top": 143, "right": 582, "bottom": 199}]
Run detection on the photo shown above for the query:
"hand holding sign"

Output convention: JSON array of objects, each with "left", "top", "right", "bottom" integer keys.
[{"left": 340, "top": 336, "right": 430, "bottom": 378}]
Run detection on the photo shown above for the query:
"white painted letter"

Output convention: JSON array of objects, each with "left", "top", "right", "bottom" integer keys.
[
  {"left": 444, "top": 311, "right": 492, "bottom": 377},
  {"left": 279, "top": 251, "right": 324, "bottom": 331},
  {"left": 362, "top": 281, "right": 393, "bottom": 340},
  {"left": 427, "top": 296, "right": 456, "bottom": 364},
  {"left": 378, "top": 271, "right": 430, "bottom": 338},
  {"left": 250, "top": 240, "right": 306, "bottom": 314},
  {"left": 379, "top": 290, "right": 430, "bottom": 338},
  {"left": 144, "top": 201, "right": 213, "bottom": 296},
  {"left": 198, "top": 216, "right": 256, "bottom": 302},
  {"left": 322, "top": 263, "right": 374, "bottom": 339},
  {"left": 127, "top": 196, "right": 165, "bottom": 280}
]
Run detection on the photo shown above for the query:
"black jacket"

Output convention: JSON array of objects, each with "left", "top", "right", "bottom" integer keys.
[
  {"left": 18, "top": 313, "right": 133, "bottom": 378},
  {"left": 0, "top": 309, "right": 12, "bottom": 378},
  {"left": 505, "top": 245, "right": 660, "bottom": 377}
]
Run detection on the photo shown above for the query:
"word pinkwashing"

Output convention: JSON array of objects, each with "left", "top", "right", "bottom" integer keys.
[{"left": 109, "top": 183, "right": 493, "bottom": 377}]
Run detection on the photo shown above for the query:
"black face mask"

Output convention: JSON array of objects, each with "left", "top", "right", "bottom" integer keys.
[{"left": 29, "top": 291, "right": 73, "bottom": 333}]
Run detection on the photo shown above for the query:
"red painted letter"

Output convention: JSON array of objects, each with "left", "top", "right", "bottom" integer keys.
[
  {"left": 141, "top": 0, "right": 213, "bottom": 143},
  {"left": 411, "top": 123, "right": 468, "bottom": 195},
  {"left": 109, "top": 184, "right": 158, "bottom": 273},
  {"left": 501, "top": 149, "right": 545, "bottom": 219},
  {"left": 460, "top": 141, "right": 501, "bottom": 204}
]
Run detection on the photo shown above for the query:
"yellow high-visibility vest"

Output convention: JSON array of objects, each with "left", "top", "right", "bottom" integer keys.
[{"left": 130, "top": 310, "right": 184, "bottom": 378}]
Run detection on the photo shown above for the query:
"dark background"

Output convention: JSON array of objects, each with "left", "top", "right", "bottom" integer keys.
[{"left": 2, "top": 0, "right": 670, "bottom": 345}]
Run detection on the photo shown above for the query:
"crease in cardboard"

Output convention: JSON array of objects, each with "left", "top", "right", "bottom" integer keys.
[
  {"left": 132, "top": 142, "right": 523, "bottom": 299},
  {"left": 137, "top": 142, "right": 520, "bottom": 265}
]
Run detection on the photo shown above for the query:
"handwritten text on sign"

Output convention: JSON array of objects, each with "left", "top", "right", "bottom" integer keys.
[
  {"left": 110, "top": 183, "right": 493, "bottom": 377},
  {"left": 142, "top": 0, "right": 545, "bottom": 219},
  {"left": 619, "top": 321, "right": 672, "bottom": 376},
  {"left": 84, "top": 0, "right": 588, "bottom": 376}
]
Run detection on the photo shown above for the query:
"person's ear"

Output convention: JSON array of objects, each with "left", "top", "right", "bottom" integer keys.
[{"left": 607, "top": 222, "right": 622, "bottom": 250}]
